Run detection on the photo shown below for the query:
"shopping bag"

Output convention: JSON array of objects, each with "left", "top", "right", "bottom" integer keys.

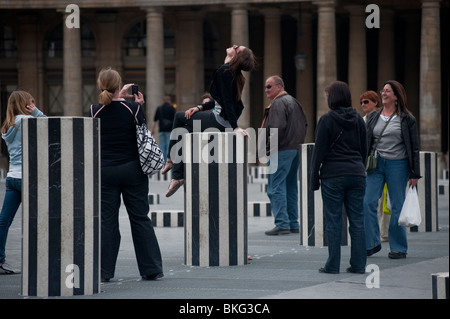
[{"left": 398, "top": 186, "right": 421, "bottom": 227}]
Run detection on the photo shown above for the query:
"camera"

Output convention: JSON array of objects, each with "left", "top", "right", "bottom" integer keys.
[{"left": 132, "top": 85, "right": 138, "bottom": 95}]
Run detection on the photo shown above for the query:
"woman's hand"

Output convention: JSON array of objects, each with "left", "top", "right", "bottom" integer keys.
[
  {"left": 234, "top": 127, "right": 250, "bottom": 139},
  {"left": 409, "top": 178, "right": 418, "bottom": 188},
  {"left": 25, "top": 103, "right": 36, "bottom": 114},
  {"left": 134, "top": 91, "right": 145, "bottom": 106},
  {"left": 185, "top": 106, "right": 200, "bottom": 120},
  {"left": 119, "top": 84, "right": 134, "bottom": 99}
]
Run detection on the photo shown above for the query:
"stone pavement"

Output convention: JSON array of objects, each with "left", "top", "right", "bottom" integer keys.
[{"left": 0, "top": 175, "right": 448, "bottom": 305}]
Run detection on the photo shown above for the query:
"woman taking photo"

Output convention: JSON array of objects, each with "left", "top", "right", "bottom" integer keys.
[
  {"left": 364, "top": 80, "right": 421, "bottom": 259},
  {"left": 90, "top": 67, "right": 163, "bottom": 282},
  {"left": 161, "top": 45, "right": 256, "bottom": 197}
]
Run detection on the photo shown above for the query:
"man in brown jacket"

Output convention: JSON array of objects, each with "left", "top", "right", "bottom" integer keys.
[{"left": 261, "top": 75, "right": 307, "bottom": 235}]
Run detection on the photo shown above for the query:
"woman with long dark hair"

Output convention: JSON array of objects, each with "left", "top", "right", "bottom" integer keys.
[{"left": 162, "top": 45, "right": 256, "bottom": 197}]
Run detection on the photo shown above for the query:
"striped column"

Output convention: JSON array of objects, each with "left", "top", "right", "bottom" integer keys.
[
  {"left": 411, "top": 151, "right": 438, "bottom": 232},
  {"left": 184, "top": 132, "right": 247, "bottom": 266},
  {"left": 299, "top": 143, "right": 349, "bottom": 246},
  {"left": 432, "top": 272, "right": 449, "bottom": 299},
  {"left": 21, "top": 117, "right": 100, "bottom": 297}
]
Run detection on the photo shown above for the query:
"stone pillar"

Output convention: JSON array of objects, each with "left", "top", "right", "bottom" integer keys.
[
  {"left": 146, "top": 7, "right": 165, "bottom": 124},
  {"left": 346, "top": 5, "right": 367, "bottom": 115},
  {"left": 377, "top": 8, "right": 395, "bottom": 89},
  {"left": 420, "top": 0, "right": 441, "bottom": 156},
  {"left": 21, "top": 117, "right": 100, "bottom": 297},
  {"left": 175, "top": 11, "right": 204, "bottom": 110},
  {"left": 184, "top": 132, "right": 248, "bottom": 266},
  {"left": 63, "top": 12, "right": 83, "bottom": 116},
  {"left": 315, "top": 0, "right": 337, "bottom": 120},
  {"left": 296, "top": 10, "right": 314, "bottom": 143},
  {"left": 230, "top": 4, "right": 250, "bottom": 128},
  {"left": 262, "top": 8, "right": 282, "bottom": 109}
]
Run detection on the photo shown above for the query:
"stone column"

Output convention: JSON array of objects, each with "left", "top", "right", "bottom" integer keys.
[
  {"left": 346, "top": 5, "right": 367, "bottom": 115},
  {"left": 146, "top": 7, "right": 165, "bottom": 125},
  {"left": 377, "top": 8, "right": 395, "bottom": 89},
  {"left": 296, "top": 10, "right": 314, "bottom": 143},
  {"left": 420, "top": 0, "right": 441, "bottom": 156},
  {"left": 262, "top": 8, "right": 282, "bottom": 109},
  {"left": 315, "top": 0, "right": 337, "bottom": 120},
  {"left": 175, "top": 11, "right": 204, "bottom": 110},
  {"left": 230, "top": 4, "right": 250, "bottom": 128},
  {"left": 63, "top": 11, "right": 83, "bottom": 116}
]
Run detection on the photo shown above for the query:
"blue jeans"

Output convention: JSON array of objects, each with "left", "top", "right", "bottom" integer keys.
[
  {"left": 321, "top": 176, "right": 367, "bottom": 273},
  {"left": 364, "top": 157, "right": 409, "bottom": 253},
  {"left": 0, "top": 177, "right": 22, "bottom": 263},
  {"left": 267, "top": 149, "right": 299, "bottom": 230},
  {"left": 159, "top": 131, "right": 171, "bottom": 161}
]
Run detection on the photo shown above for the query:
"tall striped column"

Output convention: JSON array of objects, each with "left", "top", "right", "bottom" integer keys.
[
  {"left": 21, "top": 117, "right": 100, "bottom": 297},
  {"left": 412, "top": 151, "right": 438, "bottom": 232},
  {"left": 299, "top": 143, "right": 349, "bottom": 246},
  {"left": 184, "top": 132, "right": 247, "bottom": 266}
]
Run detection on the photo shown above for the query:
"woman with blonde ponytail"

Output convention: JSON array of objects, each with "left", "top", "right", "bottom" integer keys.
[{"left": 90, "top": 67, "right": 163, "bottom": 282}]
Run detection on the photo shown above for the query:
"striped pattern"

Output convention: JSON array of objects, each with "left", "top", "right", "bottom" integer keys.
[
  {"left": 150, "top": 211, "right": 184, "bottom": 227},
  {"left": 148, "top": 193, "right": 160, "bottom": 205},
  {"left": 21, "top": 117, "right": 100, "bottom": 297},
  {"left": 185, "top": 132, "right": 247, "bottom": 266},
  {"left": 432, "top": 272, "right": 449, "bottom": 299},
  {"left": 410, "top": 152, "right": 438, "bottom": 232},
  {"left": 299, "top": 144, "right": 349, "bottom": 247},
  {"left": 248, "top": 201, "right": 272, "bottom": 217}
]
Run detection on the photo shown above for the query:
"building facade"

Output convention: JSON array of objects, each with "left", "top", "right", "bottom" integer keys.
[{"left": 0, "top": 0, "right": 448, "bottom": 171}]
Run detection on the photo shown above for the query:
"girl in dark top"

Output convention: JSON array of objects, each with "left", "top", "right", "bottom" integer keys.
[
  {"left": 162, "top": 45, "right": 256, "bottom": 197},
  {"left": 310, "top": 81, "right": 368, "bottom": 274},
  {"left": 90, "top": 67, "right": 163, "bottom": 282}
]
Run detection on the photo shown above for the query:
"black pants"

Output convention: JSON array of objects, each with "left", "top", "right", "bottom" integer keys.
[
  {"left": 101, "top": 160, "right": 163, "bottom": 279},
  {"left": 168, "top": 111, "right": 226, "bottom": 180}
]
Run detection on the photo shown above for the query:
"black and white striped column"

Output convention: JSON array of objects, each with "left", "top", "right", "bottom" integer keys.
[
  {"left": 432, "top": 272, "right": 449, "bottom": 299},
  {"left": 184, "top": 132, "right": 247, "bottom": 266},
  {"left": 411, "top": 151, "right": 438, "bottom": 232},
  {"left": 21, "top": 117, "right": 100, "bottom": 297},
  {"left": 299, "top": 143, "right": 349, "bottom": 247}
]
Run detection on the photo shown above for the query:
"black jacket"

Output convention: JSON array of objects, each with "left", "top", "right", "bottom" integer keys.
[
  {"left": 310, "top": 107, "right": 367, "bottom": 191},
  {"left": 366, "top": 110, "right": 421, "bottom": 179},
  {"left": 202, "top": 63, "right": 244, "bottom": 129}
]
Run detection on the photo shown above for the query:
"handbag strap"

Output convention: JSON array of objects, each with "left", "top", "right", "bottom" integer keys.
[{"left": 371, "top": 112, "right": 395, "bottom": 155}]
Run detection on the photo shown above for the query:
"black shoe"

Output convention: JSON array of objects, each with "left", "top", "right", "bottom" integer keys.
[
  {"left": 388, "top": 251, "right": 407, "bottom": 259},
  {"left": 290, "top": 229, "right": 299, "bottom": 233},
  {"left": 142, "top": 273, "right": 164, "bottom": 280},
  {"left": 101, "top": 277, "right": 111, "bottom": 283},
  {"left": 265, "top": 227, "right": 290, "bottom": 236},
  {"left": 366, "top": 244, "right": 381, "bottom": 256},
  {"left": 318, "top": 267, "right": 339, "bottom": 274},
  {"left": 346, "top": 267, "right": 365, "bottom": 274}
]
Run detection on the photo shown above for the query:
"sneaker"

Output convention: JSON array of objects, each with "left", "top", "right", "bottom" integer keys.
[
  {"left": 0, "top": 262, "right": 21, "bottom": 274},
  {"left": 290, "top": 228, "right": 299, "bottom": 233},
  {"left": 388, "top": 251, "right": 407, "bottom": 259},
  {"left": 265, "top": 227, "right": 290, "bottom": 236},
  {"left": 142, "top": 273, "right": 164, "bottom": 280}
]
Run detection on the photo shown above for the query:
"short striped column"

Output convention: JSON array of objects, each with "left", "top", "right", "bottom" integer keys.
[
  {"left": 184, "top": 132, "right": 247, "bottom": 266},
  {"left": 150, "top": 210, "right": 184, "bottom": 227},
  {"left": 411, "top": 152, "right": 438, "bottom": 232},
  {"left": 248, "top": 201, "right": 272, "bottom": 217},
  {"left": 299, "top": 143, "right": 349, "bottom": 247},
  {"left": 432, "top": 272, "right": 449, "bottom": 299},
  {"left": 21, "top": 117, "right": 100, "bottom": 297}
]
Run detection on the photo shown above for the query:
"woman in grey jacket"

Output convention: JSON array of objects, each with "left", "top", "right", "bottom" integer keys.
[
  {"left": 0, "top": 91, "right": 46, "bottom": 274},
  {"left": 364, "top": 80, "right": 421, "bottom": 259}
]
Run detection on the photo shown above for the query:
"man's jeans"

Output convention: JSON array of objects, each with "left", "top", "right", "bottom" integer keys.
[
  {"left": 267, "top": 149, "right": 300, "bottom": 230},
  {"left": 364, "top": 157, "right": 409, "bottom": 253},
  {"left": 321, "top": 176, "right": 366, "bottom": 273},
  {"left": 159, "top": 131, "right": 171, "bottom": 161},
  {"left": 0, "top": 177, "right": 22, "bottom": 263}
]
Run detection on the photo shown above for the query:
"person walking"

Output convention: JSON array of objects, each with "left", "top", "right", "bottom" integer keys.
[
  {"left": 90, "top": 67, "right": 163, "bottom": 281},
  {"left": 0, "top": 90, "right": 46, "bottom": 274},
  {"left": 161, "top": 45, "right": 256, "bottom": 197},
  {"left": 261, "top": 75, "right": 307, "bottom": 235},
  {"left": 151, "top": 96, "right": 175, "bottom": 161},
  {"left": 364, "top": 80, "right": 421, "bottom": 259},
  {"left": 310, "top": 81, "right": 367, "bottom": 274}
]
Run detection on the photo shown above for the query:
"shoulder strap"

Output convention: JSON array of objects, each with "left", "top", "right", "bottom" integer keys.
[
  {"left": 372, "top": 113, "right": 395, "bottom": 152},
  {"left": 91, "top": 104, "right": 106, "bottom": 118}
]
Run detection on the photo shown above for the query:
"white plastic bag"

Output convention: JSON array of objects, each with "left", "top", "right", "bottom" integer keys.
[{"left": 398, "top": 186, "right": 422, "bottom": 227}]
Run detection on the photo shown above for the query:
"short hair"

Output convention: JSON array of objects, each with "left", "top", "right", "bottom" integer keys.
[
  {"left": 359, "top": 90, "right": 380, "bottom": 108},
  {"left": 325, "top": 81, "right": 352, "bottom": 109},
  {"left": 269, "top": 75, "right": 285, "bottom": 88}
]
